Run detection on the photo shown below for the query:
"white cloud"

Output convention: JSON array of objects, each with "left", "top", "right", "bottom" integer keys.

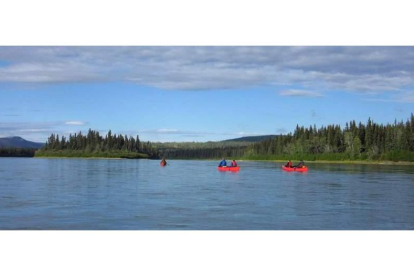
[
  {"left": 279, "top": 89, "right": 323, "bottom": 97},
  {"left": 0, "top": 121, "right": 91, "bottom": 142},
  {"left": 65, "top": 121, "right": 86, "bottom": 126},
  {"left": 0, "top": 121, "right": 62, "bottom": 142},
  {"left": 1, "top": 47, "right": 414, "bottom": 93},
  {"left": 235, "top": 131, "right": 265, "bottom": 136}
]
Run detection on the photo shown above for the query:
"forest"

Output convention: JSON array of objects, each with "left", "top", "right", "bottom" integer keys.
[
  {"left": 159, "top": 115, "right": 414, "bottom": 162},
  {"left": 35, "top": 129, "right": 158, "bottom": 159},
  {"left": 0, "top": 148, "right": 36, "bottom": 157},
  {"left": 10, "top": 114, "right": 414, "bottom": 162}
]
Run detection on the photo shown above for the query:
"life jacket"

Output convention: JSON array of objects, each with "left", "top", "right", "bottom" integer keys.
[{"left": 232, "top": 161, "right": 237, "bottom": 167}]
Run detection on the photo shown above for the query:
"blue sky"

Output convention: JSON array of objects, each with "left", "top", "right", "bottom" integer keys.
[{"left": 1, "top": 47, "right": 414, "bottom": 142}]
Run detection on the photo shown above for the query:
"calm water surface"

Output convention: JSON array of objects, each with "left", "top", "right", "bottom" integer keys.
[{"left": 1, "top": 158, "right": 414, "bottom": 230}]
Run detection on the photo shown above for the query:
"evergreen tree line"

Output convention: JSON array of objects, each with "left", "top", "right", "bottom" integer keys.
[
  {"left": 32, "top": 115, "right": 414, "bottom": 161},
  {"left": 39, "top": 129, "right": 159, "bottom": 158},
  {"left": 160, "top": 115, "right": 414, "bottom": 161},
  {"left": 0, "top": 148, "right": 36, "bottom": 157},
  {"left": 245, "top": 115, "right": 414, "bottom": 161}
]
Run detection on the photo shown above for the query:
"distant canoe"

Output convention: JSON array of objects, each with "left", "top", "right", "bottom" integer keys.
[{"left": 282, "top": 165, "right": 308, "bottom": 172}]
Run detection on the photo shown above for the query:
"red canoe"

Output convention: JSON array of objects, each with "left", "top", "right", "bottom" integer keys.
[
  {"left": 217, "top": 166, "right": 240, "bottom": 172},
  {"left": 282, "top": 165, "right": 308, "bottom": 172}
]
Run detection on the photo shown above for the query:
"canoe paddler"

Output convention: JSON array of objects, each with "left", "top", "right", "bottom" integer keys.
[
  {"left": 160, "top": 158, "right": 167, "bottom": 166},
  {"left": 218, "top": 158, "right": 227, "bottom": 167},
  {"left": 294, "top": 160, "right": 305, "bottom": 168}
]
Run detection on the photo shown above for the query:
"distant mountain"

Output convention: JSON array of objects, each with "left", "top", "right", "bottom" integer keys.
[
  {"left": 0, "top": 136, "right": 44, "bottom": 149},
  {"left": 222, "top": 135, "right": 278, "bottom": 143}
]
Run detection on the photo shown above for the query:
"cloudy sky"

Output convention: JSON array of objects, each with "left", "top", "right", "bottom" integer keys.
[{"left": 1, "top": 46, "right": 414, "bottom": 142}]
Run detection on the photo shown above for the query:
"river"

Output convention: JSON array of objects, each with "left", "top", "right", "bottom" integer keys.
[{"left": 1, "top": 158, "right": 414, "bottom": 229}]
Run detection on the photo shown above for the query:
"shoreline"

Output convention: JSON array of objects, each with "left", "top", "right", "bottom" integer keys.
[
  {"left": 240, "top": 159, "right": 414, "bottom": 166},
  {"left": 163, "top": 158, "right": 414, "bottom": 166},
  {"left": 6, "top": 156, "right": 414, "bottom": 165},
  {"left": 34, "top": 156, "right": 125, "bottom": 160}
]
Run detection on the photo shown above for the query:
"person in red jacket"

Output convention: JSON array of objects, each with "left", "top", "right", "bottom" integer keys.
[
  {"left": 231, "top": 160, "right": 238, "bottom": 167},
  {"left": 160, "top": 158, "right": 167, "bottom": 166},
  {"left": 285, "top": 160, "right": 292, "bottom": 168}
]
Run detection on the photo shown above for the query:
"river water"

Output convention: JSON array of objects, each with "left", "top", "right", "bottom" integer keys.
[{"left": 1, "top": 158, "right": 414, "bottom": 230}]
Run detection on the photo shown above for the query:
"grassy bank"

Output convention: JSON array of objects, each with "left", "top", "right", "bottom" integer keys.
[{"left": 35, "top": 149, "right": 149, "bottom": 159}]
